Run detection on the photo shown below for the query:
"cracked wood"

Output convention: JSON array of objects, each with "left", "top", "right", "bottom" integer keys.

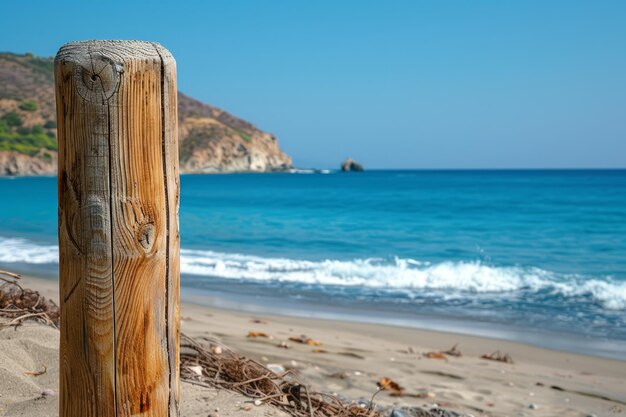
[{"left": 56, "top": 40, "right": 180, "bottom": 417}]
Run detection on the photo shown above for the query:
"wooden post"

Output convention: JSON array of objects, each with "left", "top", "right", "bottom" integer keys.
[{"left": 55, "top": 40, "right": 180, "bottom": 416}]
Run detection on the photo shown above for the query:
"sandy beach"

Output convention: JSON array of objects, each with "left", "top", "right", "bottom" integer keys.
[{"left": 1, "top": 276, "right": 625, "bottom": 417}]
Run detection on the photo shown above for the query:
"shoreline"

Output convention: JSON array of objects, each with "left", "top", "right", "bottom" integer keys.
[
  {"left": 180, "top": 284, "right": 626, "bottom": 362},
  {"left": 12, "top": 274, "right": 626, "bottom": 416},
  {"left": 20, "top": 274, "right": 626, "bottom": 370},
  {"left": 11, "top": 270, "right": 626, "bottom": 361}
]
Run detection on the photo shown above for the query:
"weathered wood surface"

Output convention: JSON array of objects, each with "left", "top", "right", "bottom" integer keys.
[{"left": 55, "top": 40, "right": 180, "bottom": 417}]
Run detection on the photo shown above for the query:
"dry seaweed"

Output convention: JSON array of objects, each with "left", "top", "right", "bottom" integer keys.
[
  {"left": 423, "top": 344, "right": 462, "bottom": 361},
  {"left": 443, "top": 343, "right": 462, "bottom": 357},
  {"left": 377, "top": 377, "right": 403, "bottom": 395},
  {"left": 181, "top": 334, "right": 385, "bottom": 417},
  {"left": 481, "top": 350, "right": 514, "bottom": 364},
  {"left": 247, "top": 331, "right": 270, "bottom": 338},
  {"left": 289, "top": 335, "right": 322, "bottom": 346},
  {"left": 423, "top": 351, "right": 447, "bottom": 360},
  {"left": 0, "top": 271, "right": 59, "bottom": 328},
  {"left": 24, "top": 365, "right": 47, "bottom": 377}
]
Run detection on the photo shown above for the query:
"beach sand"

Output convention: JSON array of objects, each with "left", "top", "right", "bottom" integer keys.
[{"left": 1, "top": 276, "right": 625, "bottom": 417}]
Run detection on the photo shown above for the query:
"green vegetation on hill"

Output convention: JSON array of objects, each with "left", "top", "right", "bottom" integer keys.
[
  {"left": 0, "top": 117, "right": 57, "bottom": 155},
  {"left": 1, "top": 112, "right": 23, "bottom": 127},
  {"left": 18, "top": 100, "right": 38, "bottom": 111},
  {"left": 179, "top": 126, "right": 222, "bottom": 161},
  {"left": 0, "top": 133, "right": 57, "bottom": 155},
  {"left": 235, "top": 128, "right": 252, "bottom": 143},
  {"left": 12, "top": 52, "right": 55, "bottom": 82},
  {"left": 0, "top": 54, "right": 58, "bottom": 156}
]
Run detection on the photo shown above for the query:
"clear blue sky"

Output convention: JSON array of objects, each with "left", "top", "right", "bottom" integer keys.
[{"left": 2, "top": 1, "right": 625, "bottom": 169}]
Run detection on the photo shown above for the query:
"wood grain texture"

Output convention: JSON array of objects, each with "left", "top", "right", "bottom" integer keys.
[{"left": 55, "top": 40, "right": 180, "bottom": 417}]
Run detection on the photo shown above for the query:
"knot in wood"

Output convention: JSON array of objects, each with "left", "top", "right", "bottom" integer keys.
[
  {"left": 138, "top": 223, "right": 156, "bottom": 252},
  {"left": 74, "top": 54, "right": 123, "bottom": 104}
]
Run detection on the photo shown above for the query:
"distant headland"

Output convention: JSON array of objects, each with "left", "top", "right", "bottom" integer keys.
[{"left": 0, "top": 52, "right": 292, "bottom": 176}]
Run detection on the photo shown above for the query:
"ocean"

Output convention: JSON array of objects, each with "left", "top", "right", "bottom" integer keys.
[{"left": 1, "top": 170, "right": 625, "bottom": 358}]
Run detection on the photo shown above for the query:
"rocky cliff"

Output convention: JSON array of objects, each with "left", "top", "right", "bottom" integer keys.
[{"left": 0, "top": 52, "right": 292, "bottom": 175}]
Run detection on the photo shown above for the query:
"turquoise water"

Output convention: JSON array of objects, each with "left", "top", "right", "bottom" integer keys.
[{"left": 1, "top": 170, "right": 625, "bottom": 357}]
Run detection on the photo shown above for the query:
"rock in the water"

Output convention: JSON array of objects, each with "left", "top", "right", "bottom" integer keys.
[{"left": 341, "top": 158, "right": 364, "bottom": 172}]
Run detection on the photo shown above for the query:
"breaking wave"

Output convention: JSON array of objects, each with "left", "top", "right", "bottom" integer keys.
[
  {"left": 0, "top": 237, "right": 58, "bottom": 264},
  {"left": 2, "top": 236, "right": 624, "bottom": 310}
]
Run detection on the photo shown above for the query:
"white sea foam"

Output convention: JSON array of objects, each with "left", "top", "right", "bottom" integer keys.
[
  {"left": 288, "top": 169, "right": 316, "bottom": 174},
  {"left": 288, "top": 169, "right": 334, "bottom": 174},
  {"left": 1, "top": 236, "right": 625, "bottom": 310},
  {"left": 0, "top": 237, "right": 59, "bottom": 264},
  {"left": 179, "top": 249, "right": 626, "bottom": 309}
]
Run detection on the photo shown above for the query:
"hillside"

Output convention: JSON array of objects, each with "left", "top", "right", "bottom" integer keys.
[{"left": 0, "top": 52, "right": 292, "bottom": 175}]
